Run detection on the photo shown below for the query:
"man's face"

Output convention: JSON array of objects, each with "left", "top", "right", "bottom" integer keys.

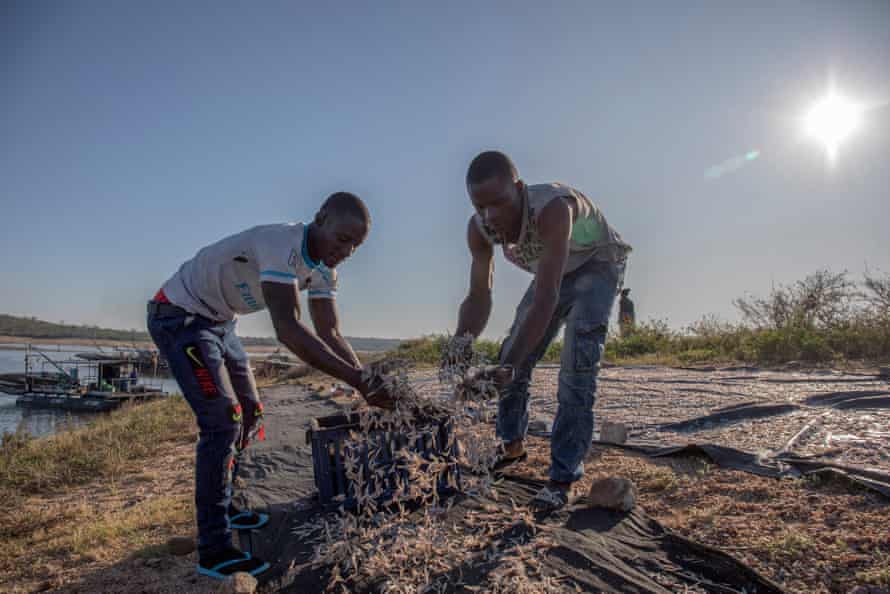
[
  {"left": 468, "top": 176, "right": 522, "bottom": 242},
  {"left": 315, "top": 213, "right": 369, "bottom": 268}
]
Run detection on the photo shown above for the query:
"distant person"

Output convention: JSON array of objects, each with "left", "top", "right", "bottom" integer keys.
[
  {"left": 619, "top": 288, "right": 636, "bottom": 336},
  {"left": 146, "top": 192, "right": 395, "bottom": 580},
  {"left": 126, "top": 367, "right": 138, "bottom": 392},
  {"left": 443, "top": 151, "right": 631, "bottom": 511}
]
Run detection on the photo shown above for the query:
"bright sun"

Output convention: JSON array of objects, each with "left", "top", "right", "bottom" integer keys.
[{"left": 804, "top": 91, "right": 863, "bottom": 161}]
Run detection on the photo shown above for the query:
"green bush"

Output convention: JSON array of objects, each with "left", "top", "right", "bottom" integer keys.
[
  {"left": 799, "top": 333, "right": 834, "bottom": 362},
  {"left": 391, "top": 334, "right": 564, "bottom": 366},
  {"left": 606, "top": 320, "right": 673, "bottom": 359},
  {"left": 676, "top": 348, "right": 720, "bottom": 364},
  {"left": 750, "top": 329, "right": 799, "bottom": 363},
  {"left": 393, "top": 335, "right": 501, "bottom": 366}
]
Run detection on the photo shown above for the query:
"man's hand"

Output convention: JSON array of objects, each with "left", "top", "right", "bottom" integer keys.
[
  {"left": 237, "top": 401, "right": 266, "bottom": 451},
  {"left": 358, "top": 372, "right": 397, "bottom": 410},
  {"left": 456, "top": 364, "right": 515, "bottom": 401},
  {"left": 474, "top": 364, "right": 515, "bottom": 389},
  {"left": 439, "top": 334, "right": 475, "bottom": 378}
]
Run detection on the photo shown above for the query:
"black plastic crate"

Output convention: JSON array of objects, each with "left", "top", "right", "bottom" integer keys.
[{"left": 306, "top": 411, "right": 461, "bottom": 510}]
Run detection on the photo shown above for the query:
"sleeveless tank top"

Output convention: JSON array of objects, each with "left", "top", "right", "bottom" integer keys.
[{"left": 473, "top": 182, "right": 631, "bottom": 275}]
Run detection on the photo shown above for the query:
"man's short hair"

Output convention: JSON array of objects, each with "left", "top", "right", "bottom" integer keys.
[
  {"left": 466, "top": 150, "right": 519, "bottom": 186},
  {"left": 320, "top": 192, "right": 370, "bottom": 225}
]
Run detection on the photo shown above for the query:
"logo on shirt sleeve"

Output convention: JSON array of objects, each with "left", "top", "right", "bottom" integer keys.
[
  {"left": 287, "top": 249, "right": 298, "bottom": 269},
  {"left": 235, "top": 282, "right": 260, "bottom": 310}
]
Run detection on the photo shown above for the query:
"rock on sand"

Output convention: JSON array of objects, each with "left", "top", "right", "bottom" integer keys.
[
  {"left": 587, "top": 477, "right": 636, "bottom": 512},
  {"left": 218, "top": 572, "right": 258, "bottom": 594},
  {"left": 599, "top": 421, "right": 628, "bottom": 444}
]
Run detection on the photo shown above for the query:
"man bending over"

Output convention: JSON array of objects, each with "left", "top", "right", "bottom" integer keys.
[
  {"left": 445, "top": 151, "right": 631, "bottom": 510},
  {"left": 147, "top": 192, "right": 392, "bottom": 579}
]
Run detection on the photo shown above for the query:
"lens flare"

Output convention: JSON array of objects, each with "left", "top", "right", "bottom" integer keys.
[{"left": 705, "top": 150, "right": 760, "bottom": 180}]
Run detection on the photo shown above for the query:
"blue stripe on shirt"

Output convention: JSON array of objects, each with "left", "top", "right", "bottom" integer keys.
[{"left": 260, "top": 270, "right": 298, "bottom": 279}]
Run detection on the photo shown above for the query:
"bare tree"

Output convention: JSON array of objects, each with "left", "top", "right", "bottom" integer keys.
[
  {"left": 863, "top": 268, "right": 890, "bottom": 317},
  {"left": 734, "top": 285, "right": 794, "bottom": 329},
  {"left": 794, "top": 270, "right": 856, "bottom": 328},
  {"left": 734, "top": 270, "right": 855, "bottom": 330}
]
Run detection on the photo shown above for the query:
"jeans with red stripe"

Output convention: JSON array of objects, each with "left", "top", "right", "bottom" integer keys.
[{"left": 147, "top": 308, "right": 262, "bottom": 558}]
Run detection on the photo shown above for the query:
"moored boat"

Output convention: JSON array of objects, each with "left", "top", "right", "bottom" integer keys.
[{"left": 9, "top": 345, "right": 169, "bottom": 412}]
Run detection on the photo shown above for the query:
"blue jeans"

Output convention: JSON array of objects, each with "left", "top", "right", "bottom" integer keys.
[
  {"left": 147, "top": 309, "right": 261, "bottom": 557},
  {"left": 497, "top": 257, "right": 625, "bottom": 483}
]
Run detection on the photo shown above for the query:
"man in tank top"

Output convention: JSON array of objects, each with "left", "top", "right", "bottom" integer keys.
[{"left": 444, "top": 150, "right": 631, "bottom": 510}]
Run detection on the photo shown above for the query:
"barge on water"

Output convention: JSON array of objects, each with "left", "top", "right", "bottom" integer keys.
[{"left": 0, "top": 345, "right": 168, "bottom": 413}]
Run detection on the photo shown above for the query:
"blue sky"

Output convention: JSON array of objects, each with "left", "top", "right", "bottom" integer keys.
[{"left": 2, "top": 1, "right": 889, "bottom": 340}]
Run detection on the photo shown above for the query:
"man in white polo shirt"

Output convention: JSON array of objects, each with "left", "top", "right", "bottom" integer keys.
[{"left": 147, "top": 192, "right": 392, "bottom": 579}]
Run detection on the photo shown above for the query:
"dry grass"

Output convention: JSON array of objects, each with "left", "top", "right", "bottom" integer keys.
[
  {"left": 0, "top": 443, "right": 201, "bottom": 593},
  {"left": 0, "top": 397, "right": 195, "bottom": 500},
  {"left": 0, "top": 397, "right": 203, "bottom": 593}
]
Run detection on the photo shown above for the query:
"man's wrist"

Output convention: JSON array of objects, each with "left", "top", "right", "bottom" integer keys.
[
  {"left": 494, "top": 364, "right": 515, "bottom": 385},
  {"left": 346, "top": 367, "right": 365, "bottom": 391}
]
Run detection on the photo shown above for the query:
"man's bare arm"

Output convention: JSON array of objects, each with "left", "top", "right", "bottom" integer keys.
[
  {"left": 309, "top": 297, "right": 362, "bottom": 368},
  {"left": 261, "top": 282, "right": 363, "bottom": 389},
  {"left": 455, "top": 218, "right": 494, "bottom": 339},
  {"left": 498, "top": 199, "right": 572, "bottom": 368}
]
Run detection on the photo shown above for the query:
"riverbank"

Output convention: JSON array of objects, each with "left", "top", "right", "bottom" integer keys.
[
  {"left": 1, "top": 369, "right": 887, "bottom": 593},
  {"left": 0, "top": 335, "right": 289, "bottom": 354}
]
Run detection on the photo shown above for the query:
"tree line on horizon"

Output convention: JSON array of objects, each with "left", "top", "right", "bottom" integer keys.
[{"left": 0, "top": 314, "right": 400, "bottom": 352}]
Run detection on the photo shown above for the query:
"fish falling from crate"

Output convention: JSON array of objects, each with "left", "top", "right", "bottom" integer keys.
[
  {"left": 307, "top": 398, "right": 462, "bottom": 511},
  {"left": 307, "top": 410, "right": 461, "bottom": 511}
]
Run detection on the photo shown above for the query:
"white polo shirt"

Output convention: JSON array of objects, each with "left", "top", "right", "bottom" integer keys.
[{"left": 161, "top": 222, "right": 337, "bottom": 321}]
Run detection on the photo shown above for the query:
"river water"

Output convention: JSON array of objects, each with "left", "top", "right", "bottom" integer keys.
[{"left": 0, "top": 345, "right": 180, "bottom": 438}]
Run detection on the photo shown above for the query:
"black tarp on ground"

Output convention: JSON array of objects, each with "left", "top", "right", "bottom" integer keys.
[
  {"left": 235, "top": 386, "right": 785, "bottom": 593},
  {"left": 657, "top": 390, "right": 890, "bottom": 434},
  {"left": 802, "top": 390, "right": 890, "bottom": 408},
  {"left": 659, "top": 403, "right": 800, "bottom": 432},
  {"left": 598, "top": 442, "right": 890, "bottom": 499},
  {"left": 240, "top": 471, "right": 785, "bottom": 594}
]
